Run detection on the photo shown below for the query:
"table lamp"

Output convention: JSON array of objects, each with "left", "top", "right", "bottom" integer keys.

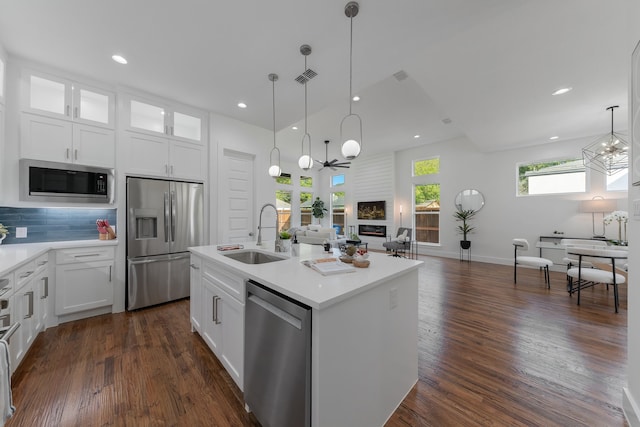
[{"left": 580, "top": 196, "right": 616, "bottom": 238}]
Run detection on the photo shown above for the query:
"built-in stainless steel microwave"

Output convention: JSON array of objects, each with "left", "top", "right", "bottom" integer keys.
[{"left": 19, "top": 159, "right": 115, "bottom": 204}]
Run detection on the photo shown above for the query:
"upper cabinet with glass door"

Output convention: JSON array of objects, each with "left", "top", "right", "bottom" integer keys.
[
  {"left": 23, "top": 70, "right": 115, "bottom": 128},
  {"left": 127, "top": 95, "right": 204, "bottom": 144}
]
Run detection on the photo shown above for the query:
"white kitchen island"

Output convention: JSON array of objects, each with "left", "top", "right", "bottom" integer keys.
[{"left": 189, "top": 242, "right": 422, "bottom": 427}]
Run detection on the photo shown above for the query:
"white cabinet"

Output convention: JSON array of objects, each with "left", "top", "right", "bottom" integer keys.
[
  {"left": 55, "top": 246, "right": 114, "bottom": 316},
  {"left": 20, "top": 70, "right": 116, "bottom": 168},
  {"left": 189, "top": 255, "right": 202, "bottom": 333},
  {"left": 33, "top": 253, "right": 50, "bottom": 333},
  {"left": 191, "top": 259, "right": 245, "bottom": 390},
  {"left": 12, "top": 260, "right": 37, "bottom": 368},
  {"left": 23, "top": 70, "right": 115, "bottom": 127},
  {"left": 122, "top": 95, "right": 207, "bottom": 181}
]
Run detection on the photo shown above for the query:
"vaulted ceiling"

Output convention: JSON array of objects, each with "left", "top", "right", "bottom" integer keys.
[{"left": 0, "top": 0, "right": 635, "bottom": 162}]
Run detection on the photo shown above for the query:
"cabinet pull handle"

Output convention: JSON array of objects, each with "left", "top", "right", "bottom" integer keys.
[
  {"left": 25, "top": 291, "right": 34, "bottom": 318},
  {"left": 73, "top": 253, "right": 101, "bottom": 258},
  {"left": 170, "top": 165, "right": 174, "bottom": 176},
  {"left": 189, "top": 264, "right": 199, "bottom": 270},
  {"left": 19, "top": 271, "right": 34, "bottom": 279},
  {"left": 66, "top": 148, "right": 70, "bottom": 159},
  {"left": 109, "top": 265, "right": 112, "bottom": 282},
  {"left": 212, "top": 296, "right": 216, "bottom": 323},
  {"left": 0, "top": 300, "right": 8, "bottom": 310},
  {"left": 170, "top": 126, "right": 174, "bottom": 136},
  {"left": 37, "top": 260, "right": 48, "bottom": 267},
  {"left": 0, "top": 314, "right": 10, "bottom": 326},
  {"left": 165, "top": 164, "right": 169, "bottom": 175},
  {"left": 165, "top": 125, "right": 169, "bottom": 135},
  {"left": 1, "top": 323, "right": 19, "bottom": 343},
  {"left": 214, "top": 296, "right": 221, "bottom": 324},
  {"left": 66, "top": 105, "right": 71, "bottom": 116},
  {"left": 74, "top": 107, "right": 78, "bottom": 118},
  {"left": 41, "top": 277, "right": 49, "bottom": 299},
  {"left": 74, "top": 149, "right": 78, "bottom": 160}
]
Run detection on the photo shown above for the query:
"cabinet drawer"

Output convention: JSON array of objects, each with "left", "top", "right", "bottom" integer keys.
[
  {"left": 0, "top": 273, "right": 14, "bottom": 306},
  {"left": 202, "top": 261, "right": 245, "bottom": 302},
  {"left": 56, "top": 246, "right": 115, "bottom": 264},
  {"left": 15, "top": 260, "right": 37, "bottom": 290}
]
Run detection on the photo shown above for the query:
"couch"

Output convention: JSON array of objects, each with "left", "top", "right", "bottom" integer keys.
[{"left": 290, "top": 225, "right": 339, "bottom": 245}]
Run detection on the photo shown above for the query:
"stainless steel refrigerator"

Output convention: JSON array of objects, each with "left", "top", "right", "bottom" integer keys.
[{"left": 126, "top": 177, "right": 204, "bottom": 310}]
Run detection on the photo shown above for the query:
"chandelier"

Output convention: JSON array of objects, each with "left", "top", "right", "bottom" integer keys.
[{"left": 582, "top": 105, "right": 629, "bottom": 175}]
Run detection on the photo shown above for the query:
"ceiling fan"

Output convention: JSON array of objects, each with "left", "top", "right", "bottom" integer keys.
[{"left": 317, "top": 140, "right": 351, "bottom": 170}]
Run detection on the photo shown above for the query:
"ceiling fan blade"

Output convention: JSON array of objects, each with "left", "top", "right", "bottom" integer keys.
[
  {"left": 329, "top": 159, "right": 340, "bottom": 164},
  {"left": 315, "top": 159, "right": 324, "bottom": 165},
  {"left": 335, "top": 165, "right": 350, "bottom": 168}
]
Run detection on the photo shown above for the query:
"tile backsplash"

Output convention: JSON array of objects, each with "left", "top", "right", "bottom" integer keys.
[{"left": 0, "top": 207, "right": 117, "bottom": 244}]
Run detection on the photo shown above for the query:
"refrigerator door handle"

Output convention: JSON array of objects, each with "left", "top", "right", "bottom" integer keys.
[
  {"left": 164, "top": 191, "right": 170, "bottom": 243},
  {"left": 171, "top": 191, "right": 177, "bottom": 243}
]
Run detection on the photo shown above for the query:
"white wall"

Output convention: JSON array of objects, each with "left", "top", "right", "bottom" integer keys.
[
  {"left": 624, "top": 2, "right": 640, "bottom": 423},
  {"left": 392, "top": 135, "right": 627, "bottom": 266}
]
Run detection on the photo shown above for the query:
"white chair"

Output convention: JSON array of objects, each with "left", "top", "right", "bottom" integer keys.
[
  {"left": 513, "top": 238, "right": 553, "bottom": 288},
  {"left": 566, "top": 246, "right": 627, "bottom": 313},
  {"left": 560, "top": 239, "right": 607, "bottom": 269}
]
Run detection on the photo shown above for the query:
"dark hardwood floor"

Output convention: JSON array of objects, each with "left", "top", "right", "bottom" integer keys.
[{"left": 7, "top": 256, "right": 627, "bottom": 426}]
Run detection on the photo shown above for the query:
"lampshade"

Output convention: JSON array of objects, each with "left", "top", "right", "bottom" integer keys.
[
  {"left": 580, "top": 198, "right": 616, "bottom": 213},
  {"left": 298, "top": 154, "right": 313, "bottom": 170},
  {"left": 341, "top": 138, "right": 361, "bottom": 160},
  {"left": 268, "top": 164, "right": 281, "bottom": 177},
  {"left": 582, "top": 106, "right": 629, "bottom": 176}
]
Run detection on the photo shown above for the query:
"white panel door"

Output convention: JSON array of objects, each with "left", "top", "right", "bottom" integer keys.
[{"left": 221, "top": 150, "right": 254, "bottom": 243}]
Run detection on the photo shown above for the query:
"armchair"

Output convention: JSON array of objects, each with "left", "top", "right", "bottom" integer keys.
[{"left": 383, "top": 227, "right": 412, "bottom": 258}]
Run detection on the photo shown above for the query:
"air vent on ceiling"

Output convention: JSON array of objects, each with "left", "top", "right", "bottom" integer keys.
[
  {"left": 442, "top": 118, "right": 452, "bottom": 124},
  {"left": 393, "top": 70, "right": 408, "bottom": 81},
  {"left": 295, "top": 69, "right": 318, "bottom": 85}
]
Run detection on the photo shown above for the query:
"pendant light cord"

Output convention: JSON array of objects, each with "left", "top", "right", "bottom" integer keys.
[
  {"left": 348, "top": 14, "right": 354, "bottom": 116},
  {"left": 272, "top": 77, "right": 276, "bottom": 148}
]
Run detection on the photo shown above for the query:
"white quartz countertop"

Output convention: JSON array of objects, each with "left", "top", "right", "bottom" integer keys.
[
  {"left": 0, "top": 239, "right": 119, "bottom": 277},
  {"left": 189, "top": 242, "right": 422, "bottom": 310}
]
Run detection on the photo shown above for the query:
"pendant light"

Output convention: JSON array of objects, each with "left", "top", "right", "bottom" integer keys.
[
  {"left": 340, "top": 1, "right": 363, "bottom": 160},
  {"left": 296, "top": 44, "right": 316, "bottom": 171},
  {"left": 267, "top": 73, "right": 281, "bottom": 177},
  {"left": 582, "top": 105, "right": 629, "bottom": 176}
]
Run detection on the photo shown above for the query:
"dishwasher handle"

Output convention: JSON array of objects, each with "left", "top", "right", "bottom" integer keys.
[{"left": 248, "top": 294, "right": 302, "bottom": 330}]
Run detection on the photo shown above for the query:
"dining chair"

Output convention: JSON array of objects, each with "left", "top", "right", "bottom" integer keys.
[
  {"left": 566, "top": 246, "right": 627, "bottom": 313},
  {"left": 513, "top": 238, "right": 553, "bottom": 288}
]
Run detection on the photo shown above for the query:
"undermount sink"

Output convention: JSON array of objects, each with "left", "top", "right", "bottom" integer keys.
[{"left": 222, "top": 250, "right": 287, "bottom": 265}]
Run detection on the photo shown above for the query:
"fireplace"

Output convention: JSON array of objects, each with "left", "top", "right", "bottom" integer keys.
[{"left": 358, "top": 224, "right": 387, "bottom": 237}]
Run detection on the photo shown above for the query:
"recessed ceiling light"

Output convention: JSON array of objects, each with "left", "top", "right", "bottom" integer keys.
[
  {"left": 291, "top": 126, "right": 298, "bottom": 130},
  {"left": 111, "top": 54, "right": 128, "bottom": 65},
  {"left": 414, "top": 134, "right": 420, "bottom": 139},
  {"left": 552, "top": 87, "right": 572, "bottom": 96},
  {"left": 352, "top": 96, "right": 360, "bottom": 102},
  {"left": 549, "top": 135, "right": 559, "bottom": 140},
  {"left": 237, "top": 102, "right": 247, "bottom": 109}
]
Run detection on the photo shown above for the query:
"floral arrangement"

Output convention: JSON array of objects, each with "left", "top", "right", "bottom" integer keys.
[
  {"left": 603, "top": 210, "right": 628, "bottom": 244},
  {"left": 0, "top": 223, "right": 9, "bottom": 235}
]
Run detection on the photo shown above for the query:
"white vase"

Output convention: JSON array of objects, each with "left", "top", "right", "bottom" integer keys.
[{"left": 281, "top": 239, "right": 291, "bottom": 252}]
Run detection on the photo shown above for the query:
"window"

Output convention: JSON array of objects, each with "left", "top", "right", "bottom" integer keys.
[
  {"left": 517, "top": 159, "right": 585, "bottom": 195},
  {"left": 414, "top": 184, "right": 440, "bottom": 244},
  {"left": 331, "top": 174, "right": 345, "bottom": 187},
  {"left": 275, "top": 190, "right": 291, "bottom": 232},
  {"left": 331, "top": 191, "right": 345, "bottom": 235},
  {"left": 300, "top": 175, "right": 312, "bottom": 187},
  {"left": 300, "top": 191, "right": 313, "bottom": 226},
  {"left": 606, "top": 168, "right": 628, "bottom": 191},
  {"left": 275, "top": 172, "right": 292, "bottom": 185},
  {"left": 413, "top": 157, "right": 440, "bottom": 176}
]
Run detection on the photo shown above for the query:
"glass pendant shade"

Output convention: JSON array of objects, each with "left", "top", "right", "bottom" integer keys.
[
  {"left": 298, "top": 154, "right": 314, "bottom": 170},
  {"left": 268, "top": 164, "right": 281, "bottom": 177},
  {"left": 341, "top": 138, "right": 361, "bottom": 160}
]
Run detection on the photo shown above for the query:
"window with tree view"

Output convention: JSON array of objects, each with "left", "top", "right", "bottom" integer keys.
[
  {"left": 275, "top": 190, "right": 291, "bottom": 232},
  {"left": 414, "top": 157, "right": 440, "bottom": 176},
  {"left": 518, "top": 159, "right": 585, "bottom": 195},
  {"left": 300, "top": 191, "right": 313, "bottom": 226},
  {"left": 414, "top": 184, "right": 440, "bottom": 244}
]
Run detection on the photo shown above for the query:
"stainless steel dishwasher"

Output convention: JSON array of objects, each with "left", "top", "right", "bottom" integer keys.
[{"left": 244, "top": 280, "right": 312, "bottom": 427}]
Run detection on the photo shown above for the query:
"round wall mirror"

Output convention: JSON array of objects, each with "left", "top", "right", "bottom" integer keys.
[{"left": 455, "top": 189, "right": 485, "bottom": 212}]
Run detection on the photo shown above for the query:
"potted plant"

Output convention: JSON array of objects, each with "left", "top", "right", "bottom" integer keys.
[
  {"left": 454, "top": 208, "right": 476, "bottom": 249},
  {"left": 279, "top": 230, "right": 292, "bottom": 252},
  {"left": 311, "top": 197, "right": 328, "bottom": 222}
]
